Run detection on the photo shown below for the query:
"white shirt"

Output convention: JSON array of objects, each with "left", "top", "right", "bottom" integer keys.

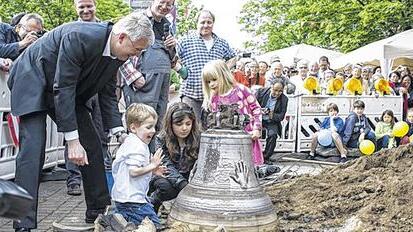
[{"left": 111, "top": 133, "right": 152, "bottom": 203}]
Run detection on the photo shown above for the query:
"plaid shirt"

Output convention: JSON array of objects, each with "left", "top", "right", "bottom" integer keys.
[
  {"left": 118, "top": 56, "right": 143, "bottom": 87},
  {"left": 177, "top": 33, "right": 235, "bottom": 101}
]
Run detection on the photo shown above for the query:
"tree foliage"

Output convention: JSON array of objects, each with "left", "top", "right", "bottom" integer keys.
[
  {"left": 0, "top": 0, "right": 131, "bottom": 29},
  {"left": 175, "top": 0, "right": 202, "bottom": 37},
  {"left": 239, "top": 0, "right": 413, "bottom": 53}
]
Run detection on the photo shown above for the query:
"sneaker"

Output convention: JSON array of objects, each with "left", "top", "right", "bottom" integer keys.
[
  {"left": 67, "top": 184, "right": 82, "bottom": 196},
  {"left": 307, "top": 154, "right": 315, "bottom": 160},
  {"left": 340, "top": 156, "right": 348, "bottom": 163}
]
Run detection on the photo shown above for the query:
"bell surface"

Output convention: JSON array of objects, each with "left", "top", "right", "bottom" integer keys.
[{"left": 168, "top": 129, "right": 278, "bottom": 231}]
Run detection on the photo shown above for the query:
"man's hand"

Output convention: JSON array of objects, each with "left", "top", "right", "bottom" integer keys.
[
  {"left": 67, "top": 139, "right": 89, "bottom": 166},
  {"left": 132, "top": 76, "right": 145, "bottom": 90},
  {"left": 164, "top": 35, "right": 176, "bottom": 48},
  {"left": 18, "top": 32, "right": 38, "bottom": 49}
]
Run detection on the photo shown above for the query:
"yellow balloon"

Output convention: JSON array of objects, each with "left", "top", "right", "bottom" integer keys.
[
  {"left": 332, "top": 78, "right": 343, "bottom": 91},
  {"left": 393, "top": 121, "right": 409, "bottom": 137},
  {"left": 359, "top": 140, "right": 375, "bottom": 155}
]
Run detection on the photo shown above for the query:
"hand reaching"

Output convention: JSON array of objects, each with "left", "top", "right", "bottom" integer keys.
[
  {"left": 153, "top": 165, "right": 168, "bottom": 177},
  {"left": 150, "top": 148, "right": 164, "bottom": 167},
  {"left": 230, "top": 160, "right": 249, "bottom": 189},
  {"left": 251, "top": 129, "right": 261, "bottom": 140}
]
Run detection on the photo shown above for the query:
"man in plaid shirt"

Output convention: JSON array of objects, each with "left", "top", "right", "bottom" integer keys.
[
  {"left": 118, "top": 0, "right": 176, "bottom": 148},
  {"left": 177, "top": 10, "right": 236, "bottom": 119}
]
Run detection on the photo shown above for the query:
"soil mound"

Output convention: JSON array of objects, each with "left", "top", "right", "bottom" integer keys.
[{"left": 267, "top": 144, "right": 413, "bottom": 231}]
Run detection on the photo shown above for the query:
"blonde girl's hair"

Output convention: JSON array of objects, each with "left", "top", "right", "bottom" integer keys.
[
  {"left": 202, "top": 59, "right": 235, "bottom": 109},
  {"left": 126, "top": 103, "right": 158, "bottom": 130}
]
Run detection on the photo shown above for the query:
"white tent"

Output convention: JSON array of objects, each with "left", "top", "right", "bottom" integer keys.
[
  {"left": 256, "top": 43, "right": 343, "bottom": 67},
  {"left": 331, "top": 29, "right": 413, "bottom": 76}
]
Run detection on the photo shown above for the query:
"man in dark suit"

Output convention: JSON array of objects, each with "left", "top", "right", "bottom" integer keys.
[
  {"left": 256, "top": 80, "right": 289, "bottom": 162},
  {"left": 7, "top": 12, "right": 154, "bottom": 232}
]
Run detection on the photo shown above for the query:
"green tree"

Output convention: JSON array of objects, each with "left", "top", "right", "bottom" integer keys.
[
  {"left": 175, "top": 0, "right": 202, "bottom": 37},
  {"left": 239, "top": 0, "right": 413, "bottom": 53},
  {"left": 0, "top": 0, "right": 131, "bottom": 30}
]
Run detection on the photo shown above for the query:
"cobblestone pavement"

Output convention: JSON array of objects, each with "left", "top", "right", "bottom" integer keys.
[{"left": 0, "top": 181, "right": 87, "bottom": 232}]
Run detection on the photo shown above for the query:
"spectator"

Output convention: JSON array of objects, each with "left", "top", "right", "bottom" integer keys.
[
  {"left": 119, "top": 0, "right": 176, "bottom": 138},
  {"left": 0, "top": 13, "right": 44, "bottom": 60},
  {"left": 233, "top": 60, "right": 249, "bottom": 86},
  {"left": 396, "top": 75, "right": 413, "bottom": 120},
  {"left": 401, "top": 109, "right": 413, "bottom": 145},
  {"left": 265, "top": 61, "right": 296, "bottom": 94},
  {"left": 388, "top": 71, "right": 401, "bottom": 89},
  {"left": 63, "top": 0, "right": 107, "bottom": 197},
  {"left": 290, "top": 59, "right": 309, "bottom": 95},
  {"left": 256, "top": 80, "right": 288, "bottom": 163},
  {"left": 178, "top": 9, "right": 236, "bottom": 119},
  {"left": 7, "top": 12, "right": 154, "bottom": 231},
  {"left": 309, "top": 103, "right": 347, "bottom": 162},
  {"left": 375, "top": 110, "right": 396, "bottom": 150},
  {"left": 341, "top": 100, "right": 376, "bottom": 149},
  {"left": 257, "top": 61, "right": 268, "bottom": 86}
]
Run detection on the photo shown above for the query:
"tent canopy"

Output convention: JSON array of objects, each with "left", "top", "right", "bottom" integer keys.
[
  {"left": 331, "top": 29, "right": 413, "bottom": 76},
  {"left": 257, "top": 43, "right": 343, "bottom": 67}
]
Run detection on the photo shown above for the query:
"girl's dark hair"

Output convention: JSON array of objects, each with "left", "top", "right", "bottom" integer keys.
[
  {"left": 159, "top": 102, "right": 200, "bottom": 161},
  {"left": 381, "top": 109, "right": 395, "bottom": 127}
]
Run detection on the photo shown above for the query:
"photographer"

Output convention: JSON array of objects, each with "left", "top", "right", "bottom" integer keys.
[
  {"left": 0, "top": 13, "right": 44, "bottom": 61},
  {"left": 256, "top": 80, "right": 288, "bottom": 163}
]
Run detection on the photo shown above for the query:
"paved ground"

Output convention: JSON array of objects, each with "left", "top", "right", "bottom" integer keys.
[{"left": 0, "top": 180, "right": 87, "bottom": 232}]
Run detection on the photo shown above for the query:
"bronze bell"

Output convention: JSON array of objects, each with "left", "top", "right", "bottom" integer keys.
[{"left": 167, "top": 127, "right": 278, "bottom": 231}]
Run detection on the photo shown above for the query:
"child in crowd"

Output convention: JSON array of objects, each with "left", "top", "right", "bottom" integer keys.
[
  {"left": 342, "top": 100, "right": 376, "bottom": 149},
  {"left": 256, "top": 80, "right": 288, "bottom": 163},
  {"left": 150, "top": 102, "right": 201, "bottom": 212},
  {"left": 375, "top": 110, "right": 396, "bottom": 150},
  {"left": 310, "top": 103, "right": 347, "bottom": 162},
  {"left": 111, "top": 103, "right": 166, "bottom": 228},
  {"left": 401, "top": 109, "right": 413, "bottom": 144},
  {"left": 202, "top": 59, "right": 264, "bottom": 166}
]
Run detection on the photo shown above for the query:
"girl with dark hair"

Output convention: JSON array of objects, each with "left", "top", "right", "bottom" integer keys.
[
  {"left": 375, "top": 110, "right": 396, "bottom": 150},
  {"left": 150, "top": 102, "right": 201, "bottom": 212}
]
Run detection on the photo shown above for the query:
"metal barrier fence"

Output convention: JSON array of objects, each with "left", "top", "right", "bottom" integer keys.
[{"left": 0, "top": 70, "right": 404, "bottom": 179}]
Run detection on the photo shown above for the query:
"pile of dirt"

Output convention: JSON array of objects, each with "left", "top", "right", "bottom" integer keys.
[{"left": 266, "top": 144, "right": 413, "bottom": 231}]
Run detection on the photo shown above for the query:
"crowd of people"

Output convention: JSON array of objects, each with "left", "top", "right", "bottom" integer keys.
[{"left": 1, "top": 0, "right": 412, "bottom": 231}]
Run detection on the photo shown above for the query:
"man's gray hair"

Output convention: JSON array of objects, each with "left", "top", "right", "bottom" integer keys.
[
  {"left": 113, "top": 12, "right": 154, "bottom": 45},
  {"left": 19, "top": 13, "right": 44, "bottom": 27}
]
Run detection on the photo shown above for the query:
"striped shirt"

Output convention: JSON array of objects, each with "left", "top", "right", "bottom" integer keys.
[{"left": 177, "top": 33, "right": 235, "bottom": 100}]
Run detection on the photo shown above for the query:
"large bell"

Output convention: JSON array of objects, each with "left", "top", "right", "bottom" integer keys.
[{"left": 168, "top": 129, "right": 278, "bottom": 231}]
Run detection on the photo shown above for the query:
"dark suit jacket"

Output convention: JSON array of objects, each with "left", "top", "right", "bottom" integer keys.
[
  {"left": 256, "top": 87, "right": 288, "bottom": 137},
  {"left": 8, "top": 22, "right": 124, "bottom": 132}
]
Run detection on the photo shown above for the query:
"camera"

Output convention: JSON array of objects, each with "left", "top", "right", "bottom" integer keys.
[{"left": 34, "top": 30, "right": 46, "bottom": 38}]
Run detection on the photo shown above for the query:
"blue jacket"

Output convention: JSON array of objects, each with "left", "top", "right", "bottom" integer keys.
[
  {"left": 320, "top": 116, "right": 344, "bottom": 133},
  {"left": 341, "top": 112, "right": 372, "bottom": 145},
  {"left": 0, "top": 23, "right": 20, "bottom": 60}
]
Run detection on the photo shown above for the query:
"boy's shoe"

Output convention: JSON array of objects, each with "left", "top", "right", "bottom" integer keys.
[
  {"left": 340, "top": 156, "right": 348, "bottom": 163},
  {"left": 256, "top": 165, "right": 281, "bottom": 178},
  {"left": 307, "top": 154, "right": 315, "bottom": 160},
  {"left": 67, "top": 184, "right": 82, "bottom": 196}
]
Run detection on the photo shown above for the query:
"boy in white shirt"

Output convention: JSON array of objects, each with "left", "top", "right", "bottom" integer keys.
[{"left": 111, "top": 103, "right": 166, "bottom": 227}]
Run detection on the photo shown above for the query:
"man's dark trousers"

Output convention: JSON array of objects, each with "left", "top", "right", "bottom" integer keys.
[{"left": 13, "top": 105, "right": 110, "bottom": 229}]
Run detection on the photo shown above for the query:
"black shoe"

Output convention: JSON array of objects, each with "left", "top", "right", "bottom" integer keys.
[
  {"left": 340, "top": 156, "right": 348, "bottom": 163},
  {"left": 85, "top": 208, "right": 106, "bottom": 224},
  {"left": 15, "top": 228, "right": 31, "bottom": 232},
  {"left": 67, "top": 184, "right": 82, "bottom": 196},
  {"left": 307, "top": 154, "right": 315, "bottom": 160}
]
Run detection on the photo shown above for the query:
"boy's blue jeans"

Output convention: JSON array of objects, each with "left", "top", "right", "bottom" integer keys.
[{"left": 114, "top": 201, "right": 160, "bottom": 227}]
